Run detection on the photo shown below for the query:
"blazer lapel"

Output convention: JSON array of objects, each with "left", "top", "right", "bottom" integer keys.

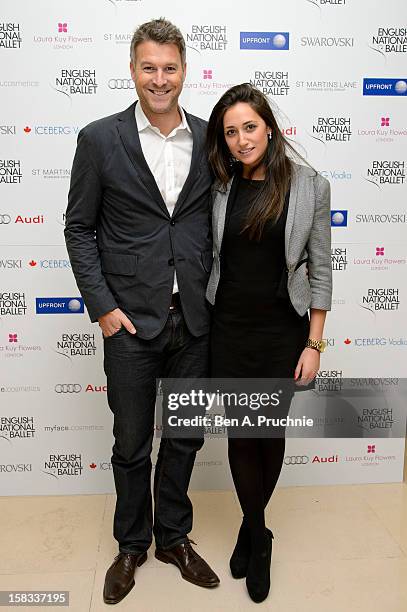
[
  {"left": 116, "top": 102, "right": 170, "bottom": 217},
  {"left": 213, "top": 177, "right": 235, "bottom": 253},
  {"left": 285, "top": 163, "right": 300, "bottom": 263},
  {"left": 172, "top": 111, "right": 204, "bottom": 216}
]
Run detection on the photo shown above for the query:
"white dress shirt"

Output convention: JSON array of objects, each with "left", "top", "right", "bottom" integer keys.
[{"left": 135, "top": 102, "right": 193, "bottom": 294}]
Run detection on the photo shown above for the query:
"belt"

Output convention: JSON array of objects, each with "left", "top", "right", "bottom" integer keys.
[{"left": 169, "top": 292, "right": 181, "bottom": 311}]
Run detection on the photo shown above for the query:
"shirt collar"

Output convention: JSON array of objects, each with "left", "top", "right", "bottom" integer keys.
[{"left": 135, "top": 101, "right": 191, "bottom": 137}]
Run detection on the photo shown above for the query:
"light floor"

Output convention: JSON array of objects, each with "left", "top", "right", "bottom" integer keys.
[{"left": 0, "top": 484, "right": 407, "bottom": 611}]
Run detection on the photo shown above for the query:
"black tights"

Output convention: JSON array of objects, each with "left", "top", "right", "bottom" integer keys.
[{"left": 228, "top": 436, "right": 285, "bottom": 552}]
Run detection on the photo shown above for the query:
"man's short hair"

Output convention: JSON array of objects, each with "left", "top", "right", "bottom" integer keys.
[{"left": 130, "top": 18, "right": 186, "bottom": 66}]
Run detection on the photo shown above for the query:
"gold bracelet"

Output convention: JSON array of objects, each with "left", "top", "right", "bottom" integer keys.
[{"left": 305, "top": 338, "right": 327, "bottom": 353}]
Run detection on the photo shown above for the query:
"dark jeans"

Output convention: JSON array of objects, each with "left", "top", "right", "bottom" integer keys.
[{"left": 103, "top": 306, "right": 208, "bottom": 553}]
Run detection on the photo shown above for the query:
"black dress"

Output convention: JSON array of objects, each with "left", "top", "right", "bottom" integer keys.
[{"left": 211, "top": 176, "right": 310, "bottom": 381}]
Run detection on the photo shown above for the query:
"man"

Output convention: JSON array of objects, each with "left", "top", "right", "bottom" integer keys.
[{"left": 65, "top": 18, "right": 219, "bottom": 605}]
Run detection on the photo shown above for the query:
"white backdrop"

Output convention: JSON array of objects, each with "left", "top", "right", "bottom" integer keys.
[{"left": 1, "top": 0, "right": 406, "bottom": 495}]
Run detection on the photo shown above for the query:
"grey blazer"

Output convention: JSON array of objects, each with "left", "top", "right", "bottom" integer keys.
[{"left": 206, "top": 162, "right": 332, "bottom": 316}]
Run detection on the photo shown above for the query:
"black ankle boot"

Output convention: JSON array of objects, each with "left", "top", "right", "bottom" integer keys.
[
  {"left": 246, "top": 528, "right": 273, "bottom": 603},
  {"left": 229, "top": 520, "right": 251, "bottom": 578}
]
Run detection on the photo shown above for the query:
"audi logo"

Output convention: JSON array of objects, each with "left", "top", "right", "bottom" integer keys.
[
  {"left": 108, "top": 79, "right": 134, "bottom": 90},
  {"left": 54, "top": 384, "right": 82, "bottom": 393},
  {"left": 284, "top": 455, "right": 309, "bottom": 465},
  {"left": 0, "top": 214, "right": 11, "bottom": 224}
]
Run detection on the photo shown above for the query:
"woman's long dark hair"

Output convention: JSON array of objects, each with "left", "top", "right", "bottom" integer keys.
[{"left": 207, "top": 83, "right": 302, "bottom": 241}]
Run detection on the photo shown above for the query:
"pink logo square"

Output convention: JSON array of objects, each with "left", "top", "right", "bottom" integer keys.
[
  {"left": 381, "top": 117, "right": 390, "bottom": 127},
  {"left": 367, "top": 444, "right": 376, "bottom": 454},
  {"left": 203, "top": 69, "right": 213, "bottom": 80},
  {"left": 58, "top": 23, "right": 68, "bottom": 33},
  {"left": 8, "top": 333, "right": 18, "bottom": 343},
  {"left": 376, "top": 247, "right": 384, "bottom": 256}
]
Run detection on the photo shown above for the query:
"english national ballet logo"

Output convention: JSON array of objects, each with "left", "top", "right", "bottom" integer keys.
[
  {"left": 364, "top": 160, "right": 405, "bottom": 188},
  {"left": 249, "top": 70, "right": 290, "bottom": 96},
  {"left": 52, "top": 68, "right": 98, "bottom": 102},
  {"left": 357, "top": 408, "right": 394, "bottom": 432},
  {"left": 360, "top": 288, "right": 400, "bottom": 314},
  {"left": 315, "top": 370, "right": 343, "bottom": 392},
  {"left": 0, "top": 416, "right": 35, "bottom": 442},
  {"left": 240, "top": 32, "right": 289, "bottom": 51},
  {"left": 54, "top": 332, "right": 97, "bottom": 360},
  {"left": 305, "top": 0, "right": 348, "bottom": 10},
  {"left": 42, "top": 453, "right": 83, "bottom": 478},
  {"left": 186, "top": 25, "right": 228, "bottom": 53},
  {"left": 0, "top": 159, "right": 22, "bottom": 184},
  {"left": 331, "top": 247, "right": 348, "bottom": 271},
  {"left": 310, "top": 116, "right": 351, "bottom": 145},
  {"left": 368, "top": 27, "right": 407, "bottom": 58},
  {"left": 0, "top": 23, "right": 22, "bottom": 49},
  {"left": 0, "top": 292, "right": 27, "bottom": 316}
]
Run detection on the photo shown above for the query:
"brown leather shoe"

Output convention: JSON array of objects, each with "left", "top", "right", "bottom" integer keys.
[
  {"left": 155, "top": 540, "right": 220, "bottom": 588},
  {"left": 103, "top": 551, "right": 147, "bottom": 604}
]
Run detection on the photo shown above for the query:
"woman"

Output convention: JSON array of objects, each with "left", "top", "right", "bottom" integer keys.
[{"left": 206, "top": 84, "right": 332, "bottom": 603}]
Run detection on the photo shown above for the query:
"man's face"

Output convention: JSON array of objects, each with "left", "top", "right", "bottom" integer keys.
[{"left": 130, "top": 40, "right": 186, "bottom": 117}]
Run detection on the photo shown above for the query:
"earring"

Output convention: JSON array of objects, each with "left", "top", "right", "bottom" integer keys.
[{"left": 267, "top": 132, "right": 272, "bottom": 141}]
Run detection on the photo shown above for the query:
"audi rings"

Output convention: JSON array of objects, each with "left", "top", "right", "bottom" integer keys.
[
  {"left": 0, "top": 214, "right": 11, "bottom": 224},
  {"left": 54, "top": 384, "right": 82, "bottom": 393},
  {"left": 284, "top": 455, "right": 309, "bottom": 465},
  {"left": 108, "top": 79, "right": 134, "bottom": 89}
]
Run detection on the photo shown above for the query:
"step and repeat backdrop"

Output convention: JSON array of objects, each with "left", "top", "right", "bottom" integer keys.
[{"left": 1, "top": 0, "right": 406, "bottom": 495}]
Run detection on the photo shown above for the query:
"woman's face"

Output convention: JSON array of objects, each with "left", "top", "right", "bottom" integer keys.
[{"left": 223, "top": 102, "right": 271, "bottom": 175}]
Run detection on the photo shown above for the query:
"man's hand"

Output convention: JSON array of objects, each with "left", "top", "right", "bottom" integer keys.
[
  {"left": 294, "top": 347, "right": 320, "bottom": 386},
  {"left": 98, "top": 308, "right": 136, "bottom": 338}
]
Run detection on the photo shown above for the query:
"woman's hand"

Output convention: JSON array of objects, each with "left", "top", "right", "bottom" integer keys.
[{"left": 294, "top": 347, "right": 320, "bottom": 386}]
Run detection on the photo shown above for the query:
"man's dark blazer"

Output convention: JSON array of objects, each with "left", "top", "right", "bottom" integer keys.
[{"left": 64, "top": 102, "right": 213, "bottom": 340}]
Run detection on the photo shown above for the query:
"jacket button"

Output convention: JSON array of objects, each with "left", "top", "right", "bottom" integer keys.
[
  {"left": 168, "top": 258, "right": 174, "bottom": 266},
  {"left": 170, "top": 220, "right": 175, "bottom": 226}
]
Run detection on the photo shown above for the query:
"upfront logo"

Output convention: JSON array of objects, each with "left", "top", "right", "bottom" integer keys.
[
  {"left": 36, "top": 297, "right": 84, "bottom": 314},
  {"left": 363, "top": 78, "right": 407, "bottom": 96},
  {"left": 240, "top": 32, "right": 289, "bottom": 50}
]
